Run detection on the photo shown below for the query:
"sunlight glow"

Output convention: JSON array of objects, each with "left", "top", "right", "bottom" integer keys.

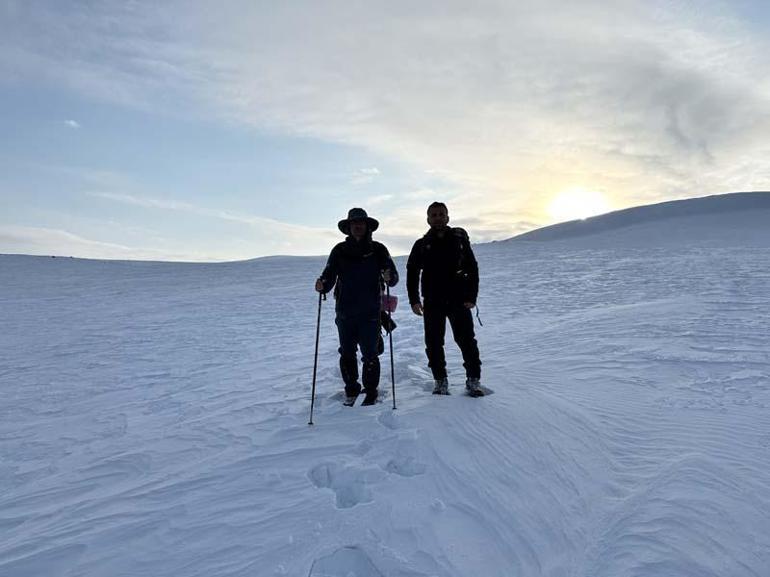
[{"left": 547, "top": 188, "right": 611, "bottom": 223}]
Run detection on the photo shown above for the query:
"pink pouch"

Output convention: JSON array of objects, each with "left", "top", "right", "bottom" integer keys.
[{"left": 381, "top": 294, "right": 398, "bottom": 313}]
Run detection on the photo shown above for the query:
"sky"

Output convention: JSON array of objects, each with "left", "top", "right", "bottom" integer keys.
[{"left": 1, "top": 0, "right": 769, "bottom": 261}]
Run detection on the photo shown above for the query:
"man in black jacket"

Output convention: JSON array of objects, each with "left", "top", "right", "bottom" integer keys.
[
  {"left": 406, "top": 202, "right": 483, "bottom": 396},
  {"left": 316, "top": 208, "right": 399, "bottom": 406}
]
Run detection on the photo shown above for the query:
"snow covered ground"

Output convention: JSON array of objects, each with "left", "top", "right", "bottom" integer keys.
[{"left": 2, "top": 201, "right": 770, "bottom": 576}]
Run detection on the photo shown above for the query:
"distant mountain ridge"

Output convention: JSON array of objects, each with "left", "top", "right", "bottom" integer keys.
[{"left": 507, "top": 191, "right": 770, "bottom": 244}]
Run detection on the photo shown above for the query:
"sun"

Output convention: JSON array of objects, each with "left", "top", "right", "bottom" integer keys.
[{"left": 547, "top": 187, "right": 611, "bottom": 223}]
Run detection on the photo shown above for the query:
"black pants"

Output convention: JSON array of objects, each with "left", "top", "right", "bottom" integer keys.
[
  {"left": 423, "top": 301, "right": 481, "bottom": 380},
  {"left": 336, "top": 315, "right": 380, "bottom": 397}
]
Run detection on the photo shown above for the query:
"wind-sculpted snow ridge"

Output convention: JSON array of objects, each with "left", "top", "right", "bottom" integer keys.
[
  {"left": 507, "top": 191, "right": 770, "bottom": 246},
  {"left": 2, "top": 224, "right": 770, "bottom": 575}
]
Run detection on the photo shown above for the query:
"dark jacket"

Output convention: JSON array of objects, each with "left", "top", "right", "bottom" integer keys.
[
  {"left": 406, "top": 227, "right": 478, "bottom": 305},
  {"left": 320, "top": 236, "right": 399, "bottom": 318}
]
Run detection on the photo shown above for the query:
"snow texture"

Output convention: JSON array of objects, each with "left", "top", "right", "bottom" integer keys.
[{"left": 1, "top": 193, "right": 770, "bottom": 576}]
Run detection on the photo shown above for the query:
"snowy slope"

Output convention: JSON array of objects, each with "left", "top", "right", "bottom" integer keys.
[
  {"left": 508, "top": 191, "right": 770, "bottom": 247},
  {"left": 2, "top": 202, "right": 770, "bottom": 576}
]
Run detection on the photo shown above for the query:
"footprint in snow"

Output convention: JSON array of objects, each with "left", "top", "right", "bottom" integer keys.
[
  {"left": 384, "top": 454, "right": 427, "bottom": 477},
  {"left": 308, "top": 463, "right": 386, "bottom": 509},
  {"left": 308, "top": 546, "right": 384, "bottom": 577},
  {"left": 377, "top": 410, "right": 398, "bottom": 430}
]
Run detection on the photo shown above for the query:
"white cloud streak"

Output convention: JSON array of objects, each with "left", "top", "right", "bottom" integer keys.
[
  {"left": 87, "top": 190, "right": 332, "bottom": 237},
  {"left": 0, "top": 224, "right": 218, "bottom": 262},
  {"left": 351, "top": 167, "right": 382, "bottom": 185},
  {"left": 85, "top": 190, "right": 342, "bottom": 256}
]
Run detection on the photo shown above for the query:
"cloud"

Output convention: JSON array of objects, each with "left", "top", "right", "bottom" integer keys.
[
  {"left": 87, "top": 190, "right": 330, "bottom": 235},
  {"left": 351, "top": 167, "right": 382, "bottom": 185},
  {"left": 188, "top": 1, "right": 770, "bottom": 195},
  {"left": 0, "top": 224, "right": 219, "bottom": 261},
  {"left": 4, "top": 1, "right": 770, "bottom": 242},
  {"left": 63, "top": 119, "right": 80, "bottom": 128},
  {"left": 85, "top": 189, "right": 341, "bottom": 256},
  {"left": 365, "top": 194, "right": 393, "bottom": 206}
]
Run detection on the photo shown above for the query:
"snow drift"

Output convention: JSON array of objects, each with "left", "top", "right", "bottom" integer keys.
[{"left": 507, "top": 191, "right": 770, "bottom": 247}]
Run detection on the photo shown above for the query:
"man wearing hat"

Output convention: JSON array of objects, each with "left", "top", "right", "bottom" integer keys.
[{"left": 315, "top": 208, "right": 399, "bottom": 406}]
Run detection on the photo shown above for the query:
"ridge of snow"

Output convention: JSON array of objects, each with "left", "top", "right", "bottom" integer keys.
[{"left": 506, "top": 191, "right": 770, "bottom": 246}]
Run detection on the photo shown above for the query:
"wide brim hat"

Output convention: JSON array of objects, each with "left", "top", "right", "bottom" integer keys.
[{"left": 338, "top": 207, "right": 379, "bottom": 234}]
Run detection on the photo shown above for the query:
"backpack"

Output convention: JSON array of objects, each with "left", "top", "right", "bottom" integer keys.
[{"left": 419, "top": 227, "right": 470, "bottom": 271}]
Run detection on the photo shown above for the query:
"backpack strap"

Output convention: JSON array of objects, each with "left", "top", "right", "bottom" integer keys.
[
  {"left": 373, "top": 241, "right": 390, "bottom": 270},
  {"left": 452, "top": 227, "right": 469, "bottom": 271}
]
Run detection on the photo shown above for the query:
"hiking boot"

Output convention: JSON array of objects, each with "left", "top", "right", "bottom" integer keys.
[
  {"left": 432, "top": 378, "right": 450, "bottom": 395},
  {"left": 361, "top": 391, "right": 378, "bottom": 406},
  {"left": 344, "top": 382, "right": 362, "bottom": 400},
  {"left": 465, "top": 377, "right": 484, "bottom": 397}
]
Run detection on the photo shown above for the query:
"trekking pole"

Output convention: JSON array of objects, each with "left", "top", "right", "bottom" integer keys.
[
  {"left": 308, "top": 290, "right": 325, "bottom": 426},
  {"left": 386, "top": 283, "right": 396, "bottom": 410}
]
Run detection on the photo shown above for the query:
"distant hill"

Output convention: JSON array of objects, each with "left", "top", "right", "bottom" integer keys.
[{"left": 505, "top": 192, "right": 770, "bottom": 247}]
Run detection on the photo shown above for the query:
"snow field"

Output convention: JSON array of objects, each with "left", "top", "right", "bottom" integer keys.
[{"left": 1, "top": 229, "right": 769, "bottom": 576}]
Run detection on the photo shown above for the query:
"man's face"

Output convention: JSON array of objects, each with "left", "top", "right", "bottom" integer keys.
[
  {"left": 350, "top": 219, "right": 367, "bottom": 239},
  {"left": 427, "top": 205, "right": 449, "bottom": 230}
]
